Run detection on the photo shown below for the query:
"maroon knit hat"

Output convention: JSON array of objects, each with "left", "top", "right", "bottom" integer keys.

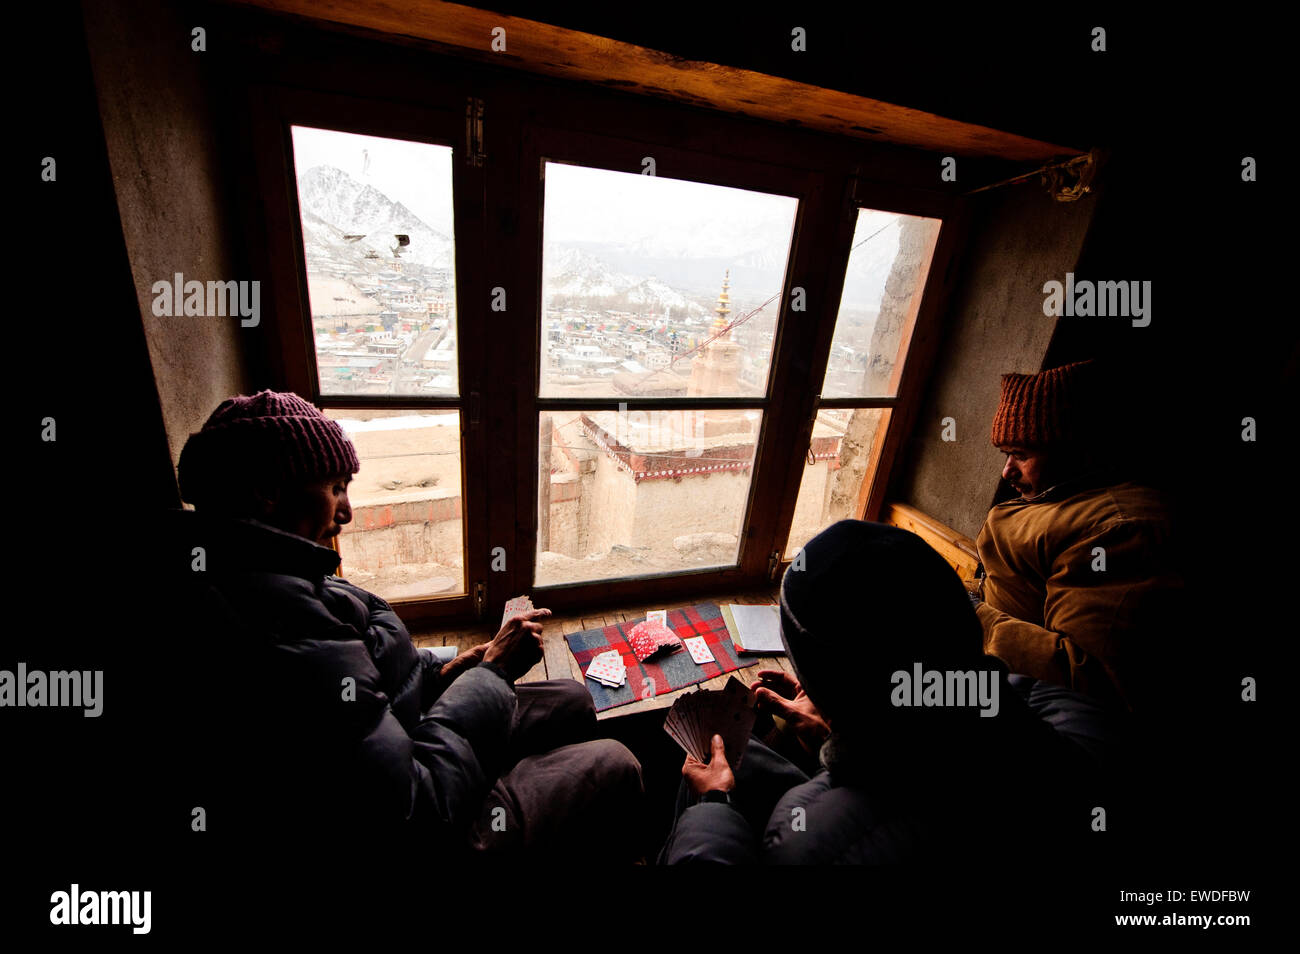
[
  {"left": 177, "top": 390, "right": 359, "bottom": 507},
  {"left": 990, "top": 360, "right": 1095, "bottom": 448}
]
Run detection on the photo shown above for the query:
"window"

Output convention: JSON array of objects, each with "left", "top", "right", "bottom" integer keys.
[
  {"left": 251, "top": 74, "right": 958, "bottom": 620},
  {"left": 784, "top": 209, "right": 942, "bottom": 558},
  {"left": 536, "top": 161, "right": 797, "bottom": 586},
  {"left": 278, "top": 115, "right": 474, "bottom": 612}
]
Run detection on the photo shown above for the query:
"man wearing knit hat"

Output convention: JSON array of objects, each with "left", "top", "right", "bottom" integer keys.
[
  {"left": 164, "top": 390, "right": 643, "bottom": 861},
  {"left": 974, "top": 361, "right": 1183, "bottom": 711}
]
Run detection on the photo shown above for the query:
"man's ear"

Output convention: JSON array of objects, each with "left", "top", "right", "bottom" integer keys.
[{"left": 251, "top": 479, "right": 282, "bottom": 519}]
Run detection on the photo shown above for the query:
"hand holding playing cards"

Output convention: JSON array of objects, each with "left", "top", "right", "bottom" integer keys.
[
  {"left": 439, "top": 642, "right": 489, "bottom": 681},
  {"left": 484, "top": 607, "right": 551, "bottom": 680},
  {"left": 751, "top": 670, "right": 830, "bottom": 755},
  {"left": 683, "top": 734, "right": 736, "bottom": 796}
]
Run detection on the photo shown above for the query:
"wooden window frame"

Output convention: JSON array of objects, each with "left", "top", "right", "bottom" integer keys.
[
  {"left": 247, "top": 86, "right": 487, "bottom": 624},
  {"left": 234, "top": 17, "right": 969, "bottom": 625}
]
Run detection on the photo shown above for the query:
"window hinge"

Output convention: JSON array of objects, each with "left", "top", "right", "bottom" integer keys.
[
  {"left": 768, "top": 550, "right": 781, "bottom": 581},
  {"left": 473, "top": 581, "right": 486, "bottom": 618},
  {"left": 465, "top": 97, "right": 485, "bottom": 167}
]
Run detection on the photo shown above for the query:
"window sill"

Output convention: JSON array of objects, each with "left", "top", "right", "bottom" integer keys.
[{"left": 411, "top": 586, "right": 786, "bottom": 720}]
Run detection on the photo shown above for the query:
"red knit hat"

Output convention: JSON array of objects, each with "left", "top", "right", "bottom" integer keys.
[
  {"left": 177, "top": 390, "right": 359, "bottom": 507},
  {"left": 990, "top": 360, "right": 1095, "bottom": 448}
]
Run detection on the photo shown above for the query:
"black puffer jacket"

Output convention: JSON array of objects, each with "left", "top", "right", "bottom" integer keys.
[
  {"left": 157, "top": 509, "right": 515, "bottom": 849},
  {"left": 662, "top": 672, "right": 1118, "bottom": 864}
]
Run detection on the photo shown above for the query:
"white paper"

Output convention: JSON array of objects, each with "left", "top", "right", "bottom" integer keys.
[{"left": 727, "top": 604, "right": 783, "bottom": 653}]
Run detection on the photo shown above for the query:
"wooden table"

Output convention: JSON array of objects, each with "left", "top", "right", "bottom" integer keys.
[{"left": 412, "top": 588, "right": 790, "bottom": 720}]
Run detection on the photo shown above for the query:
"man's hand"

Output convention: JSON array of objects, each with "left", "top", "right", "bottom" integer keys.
[
  {"left": 483, "top": 608, "right": 552, "bottom": 681},
  {"left": 751, "top": 669, "right": 830, "bottom": 755},
  {"left": 751, "top": 668, "right": 799, "bottom": 700},
  {"left": 683, "top": 734, "right": 736, "bottom": 796},
  {"left": 439, "top": 642, "right": 488, "bottom": 682}
]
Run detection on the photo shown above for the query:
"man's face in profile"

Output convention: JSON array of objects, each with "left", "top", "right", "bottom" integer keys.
[
  {"left": 997, "top": 445, "right": 1047, "bottom": 498},
  {"left": 270, "top": 474, "right": 354, "bottom": 545}
]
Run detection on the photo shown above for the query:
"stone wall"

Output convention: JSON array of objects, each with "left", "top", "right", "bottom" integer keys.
[
  {"left": 334, "top": 497, "right": 464, "bottom": 601},
  {"left": 586, "top": 450, "right": 639, "bottom": 555},
  {"left": 630, "top": 470, "right": 750, "bottom": 552}
]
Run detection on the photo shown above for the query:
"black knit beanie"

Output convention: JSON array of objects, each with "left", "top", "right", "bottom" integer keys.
[{"left": 779, "top": 521, "right": 988, "bottom": 738}]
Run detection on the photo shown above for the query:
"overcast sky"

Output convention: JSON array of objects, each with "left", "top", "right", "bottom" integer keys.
[{"left": 542, "top": 160, "right": 798, "bottom": 257}]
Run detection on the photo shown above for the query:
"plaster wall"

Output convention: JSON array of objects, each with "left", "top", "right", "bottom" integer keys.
[
  {"left": 81, "top": 0, "right": 256, "bottom": 479},
  {"left": 892, "top": 184, "right": 1097, "bottom": 539}
]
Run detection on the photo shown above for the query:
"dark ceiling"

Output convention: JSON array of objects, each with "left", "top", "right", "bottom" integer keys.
[{"left": 460, "top": 5, "right": 1274, "bottom": 151}]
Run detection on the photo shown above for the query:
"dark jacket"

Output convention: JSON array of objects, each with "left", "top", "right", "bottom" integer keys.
[
  {"left": 157, "top": 509, "right": 515, "bottom": 849},
  {"left": 662, "top": 672, "right": 1117, "bottom": 864}
]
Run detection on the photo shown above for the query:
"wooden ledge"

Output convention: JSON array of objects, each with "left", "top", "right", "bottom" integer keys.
[{"left": 412, "top": 587, "right": 783, "bottom": 720}]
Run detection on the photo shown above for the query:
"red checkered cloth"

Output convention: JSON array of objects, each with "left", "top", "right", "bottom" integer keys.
[{"left": 565, "top": 602, "right": 756, "bottom": 712}]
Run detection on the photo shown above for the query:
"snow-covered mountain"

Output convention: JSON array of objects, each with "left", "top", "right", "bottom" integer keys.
[
  {"left": 294, "top": 164, "right": 779, "bottom": 317},
  {"left": 296, "top": 165, "right": 454, "bottom": 269},
  {"left": 543, "top": 245, "right": 707, "bottom": 315},
  {"left": 543, "top": 246, "right": 628, "bottom": 298}
]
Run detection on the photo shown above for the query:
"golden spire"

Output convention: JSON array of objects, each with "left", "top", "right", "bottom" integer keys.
[{"left": 711, "top": 270, "right": 732, "bottom": 337}]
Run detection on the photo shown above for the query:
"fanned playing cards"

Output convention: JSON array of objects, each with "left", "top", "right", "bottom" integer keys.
[
  {"left": 662, "top": 676, "right": 757, "bottom": 773},
  {"left": 626, "top": 619, "right": 683, "bottom": 662}
]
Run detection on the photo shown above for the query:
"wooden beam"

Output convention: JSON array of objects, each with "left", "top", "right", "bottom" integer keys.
[{"left": 224, "top": 0, "right": 1081, "bottom": 161}]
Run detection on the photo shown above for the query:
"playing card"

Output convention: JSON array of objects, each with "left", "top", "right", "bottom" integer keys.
[
  {"left": 589, "top": 650, "right": 624, "bottom": 680},
  {"left": 684, "top": 636, "right": 715, "bottom": 665},
  {"left": 585, "top": 650, "right": 626, "bottom": 687},
  {"left": 663, "top": 707, "right": 691, "bottom": 756},
  {"left": 645, "top": 610, "right": 667, "bottom": 626},
  {"left": 678, "top": 689, "right": 706, "bottom": 762},
  {"left": 661, "top": 678, "right": 756, "bottom": 771},
  {"left": 713, "top": 677, "right": 757, "bottom": 772},
  {"left": 501, "top": 595, "right": 534, "bottom": 628},
  {"left": 672, "top": 701, "right": 698, "bottom": 762},
  {"left": 627, "top": 620, "right": 682, "bottom": 662}
]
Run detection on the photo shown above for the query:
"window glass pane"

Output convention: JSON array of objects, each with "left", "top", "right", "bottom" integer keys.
[
  {"left": 292, "top": 127, "right": 457, "bottom": 396},
  {"left": 536, "top": 408, "right": 762, "bottom": 586},
  {"left": 326, "top": 409, "right": 464, "bottom": 600},
  {"left": 821, "top": 209, "right": 941, "bottom": 399},
  {"left": 784, "top": 407, "right": 891, "bottom": 559},
  {"left": 539, "top": 162, "right": 797, "bottom": 399}
]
